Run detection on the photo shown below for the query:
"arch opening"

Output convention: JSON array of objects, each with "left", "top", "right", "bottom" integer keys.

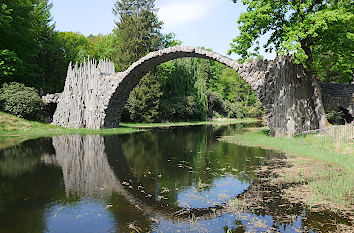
[
  {"left": 119, "top": 57, "right": 263, "bottom": 123},
  {"left": 103, "top": 46, "right": 266, "bottom": 128}
]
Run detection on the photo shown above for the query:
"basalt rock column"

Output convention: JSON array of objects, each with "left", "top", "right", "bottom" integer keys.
[{"left": 52, "top": 59, "right": 116, "bottom": 129}]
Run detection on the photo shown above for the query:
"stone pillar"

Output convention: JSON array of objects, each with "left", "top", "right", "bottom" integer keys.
[{"left": 259, "top": 56, "right": 324, "bottom": 136}]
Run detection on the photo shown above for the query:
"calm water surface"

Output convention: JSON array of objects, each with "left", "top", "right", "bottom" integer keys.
[{"left": 0, "top": 124, "right": 351, "bottom": 232}]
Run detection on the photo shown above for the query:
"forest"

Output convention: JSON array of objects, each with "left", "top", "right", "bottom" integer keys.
[{"left": 0, "top": 0, "right": 352, "bottom": 123}]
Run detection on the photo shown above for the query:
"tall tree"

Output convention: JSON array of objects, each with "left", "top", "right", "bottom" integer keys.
[
  {"left": 87, "top": 34, "right": 116, "bottom": 61},
  {"left": 0, "top": 0, "right": 68, "bottom": 93},
  {"left": 228, "top": 0, "right": 353, "bottom": 83},
  {"left": 126, "top": 73, "right": 162, "bottom": 122},
  {"left": 112, "top": 0, "right": 163, "bottom": 71},
  {"left": 0, "top": 0, "right": 36, "bottom": 84}
]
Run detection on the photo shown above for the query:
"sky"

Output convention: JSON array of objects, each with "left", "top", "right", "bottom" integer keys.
[{"left": 50, "top": 0, "right": 275, "bottom": 60}]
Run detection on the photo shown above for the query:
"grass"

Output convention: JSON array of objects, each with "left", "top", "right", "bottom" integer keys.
[
  {"left": 302, "top": 125, "right": 354, "bottom": 155},
  {"left": 0, "top": 111, "right": 142, "bottom": 137},
  {"left": 222, "top": 127, "right": 354, "bottom": 209},
  {"left": 0, "top": 112, "right": 258, "bottom": 137}
]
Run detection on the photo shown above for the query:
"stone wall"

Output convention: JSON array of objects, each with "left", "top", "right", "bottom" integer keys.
[
  {"left": 321, "top": 83, "right": 354, "bottom": 117},
  {"left": 48, "top": 46, "right": 328, "bottom": 136}
]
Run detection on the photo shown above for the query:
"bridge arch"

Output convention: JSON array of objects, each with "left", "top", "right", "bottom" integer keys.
[
  {"left": 51, "top": 46, "right": 327, "bottom": 136},
  {"left": 103, "top": 46, "right": 267, "bottom": 128}
]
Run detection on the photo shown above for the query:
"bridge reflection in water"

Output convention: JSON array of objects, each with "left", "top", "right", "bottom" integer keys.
[
  {"left": 43, "top": 130, "right": 258, "bottom": 223},
  {"left": 49, "top": 135, "right": 119, "bottom": 198}
]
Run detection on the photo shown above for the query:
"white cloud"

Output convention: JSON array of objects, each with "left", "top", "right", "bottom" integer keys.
[{"left": 157, "top": 0, "right": 221, "bottom": 29}]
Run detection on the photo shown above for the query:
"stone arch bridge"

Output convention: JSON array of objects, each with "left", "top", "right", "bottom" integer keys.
[{"left": 45, "top": 46, "right": 329, "bottom": 136}]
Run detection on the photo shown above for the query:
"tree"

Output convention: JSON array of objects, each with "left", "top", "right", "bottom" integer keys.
[
  {"left": 112, "top": 0, "right": 163, "bottom": 71},
  {"left": 0, "top": 82, "right": 43, "bottom": 120},
  {"left": 126, "top": 73, "right": 162, "bottom": 122},
  {"left": 228, "top": 0, "right": 353, "bottom": 83},
  {"left": 0, "top": 0, "right": 69, "bottom": 93},
  {"left": 56, "top": 32, "right": 91, "bottom": 65},
  {"left": 0, "top": 0, "right": 36, "bottom": 84},
  {"left": 87, "top": 34, "right": 116, "bottom": 61}
]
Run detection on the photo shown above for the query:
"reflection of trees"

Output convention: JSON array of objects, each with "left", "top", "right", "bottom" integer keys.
[
  {"left": 48, "top": 133, "right": 264, "bottom": 225},
  {"left": 0, "top": 138, "right": 53, "bottom": 176},
  {"left": 117, "top": 124, "right": 269, "bottom": 205},
  {"left": 0, "top": 138, "right": 63, "bottom": 233},
  {"left": 0, "top": 126, "right": 347, "bottom": 232},
  {"left": 49, "top": 135, "right": 161, "bottom": 232}
]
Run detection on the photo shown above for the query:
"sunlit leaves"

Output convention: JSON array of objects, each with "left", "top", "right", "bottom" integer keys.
[{"left": 229, "top": 0, "right": 353, "bottom": 83}]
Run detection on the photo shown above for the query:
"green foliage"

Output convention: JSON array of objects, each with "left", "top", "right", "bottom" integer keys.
[
  {"left": 0, "top": 50, "right": 21, "bottom": 79},
  {"left": 206, "top": 90, "right": 227, "bottom": 117},
  {"left": 87, "top": 34, "right": 116, "bottom": 61},
  {"left": 159, "top": 96, "right": 201, "bottom": 121},
  {"left": 112, "top": 0, "right": 163, "bottom": 71},
  {"left": 224, "top": 101, "right": 244, "bottom": 119},
  {"left": 194, "top": 79, "right": 208, "bottom": 120},
  {"left": 123, "top": 55, "right": 263, "bottom": 123},
  {"left": 0, "top": 0, "right": 69, "bottom": 93},
  {"left": 0, "top": 83, "right": 43, "bottom": 120},
  {"left": 158, "top": 58, "right": 208, "bottom": 121},
  {"left": 56, "top": 32, "right": 91, "bottom": 64},
  {"left": 245, "top": 99, "right": 263, "bottom": 118},
  {"left": 229, "top": 0, "right": 353, "bottom": 83},
  {"left": 126, "top": 73, "right": 162, "bottom": 122}
]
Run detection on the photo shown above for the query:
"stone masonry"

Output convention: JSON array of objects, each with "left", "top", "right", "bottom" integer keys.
[
  {"left": 321, "top": 83, "right": 354, "bottom": 118},
  {"left": 47, "top": 46, "right": 328, "bottom": 136}
]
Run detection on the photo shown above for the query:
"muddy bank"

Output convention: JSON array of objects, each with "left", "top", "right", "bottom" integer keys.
[{"left": 225, "top": 152, "right": 354, "bottom": 232}]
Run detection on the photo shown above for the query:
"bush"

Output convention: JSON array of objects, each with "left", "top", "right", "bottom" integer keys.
[
  {"left": 0, "top": 82, "right": 43, "bottom": 120},
  {"left": 159, "top": 96, "right": 203, "bottom": 122},
  {"left": 245, "top": 99, "right": 263, "bottom": 118},
  {"left": 224, "top": 101, "right": 244, "bottom": 119},
  {"left": 125, "top": 73, "right": 162, "bottom": 123},
  {"left": 206, "top": 90, "right": 226, "bottom": 118}
]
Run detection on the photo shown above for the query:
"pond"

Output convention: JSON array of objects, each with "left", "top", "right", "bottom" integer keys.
[{"left": 0, "top": 124, "right": 351, "bottom": 232}]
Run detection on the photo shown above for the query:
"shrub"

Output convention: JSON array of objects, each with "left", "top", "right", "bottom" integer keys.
[
  {"left": 245, "top": 99, "right": 263, "bottom": 118},
  {"left": 206, "top": 90, "right": 226, "bottom": 118},
  {"left": 224, "top": 101, "right": 244, "bottom": 119},
  {"left": 159, "top": 96, "right": 202, "bottom": 122},
  {"left": 0, "top": 82, "right": 43, "bottom": 120},
  {"left": 126, "top": 73, "right": 162, "bottom": 123}
]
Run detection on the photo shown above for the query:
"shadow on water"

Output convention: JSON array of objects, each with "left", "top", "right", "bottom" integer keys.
[{"left": 0, "top": 123, "right": 352, "bottom": 232}]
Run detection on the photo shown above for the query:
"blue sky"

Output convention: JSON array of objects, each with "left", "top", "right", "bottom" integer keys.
[{"left": 50, "top": 0, "right": 275, "bottom": 60}]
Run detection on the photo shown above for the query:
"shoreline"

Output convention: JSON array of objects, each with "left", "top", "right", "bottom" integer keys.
[
  {"left": 0, "top": 111, "right": 258, "bottom": 137},
  {"left": 221, "top": 128, "right": 354, "bottom": 216},
  {"left": 120, "top": 118, "right": 259, "bottom": 128}
]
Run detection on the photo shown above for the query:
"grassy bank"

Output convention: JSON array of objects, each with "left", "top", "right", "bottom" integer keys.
[
  {"left": 222, "top": 127, "right": 353, "bottom": 211},
  {"left": 0, "top": 112, "right": 141, "bottom": 138},
  {"left": 0, "top": 112, "right": 258, "bottom": 137}
]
